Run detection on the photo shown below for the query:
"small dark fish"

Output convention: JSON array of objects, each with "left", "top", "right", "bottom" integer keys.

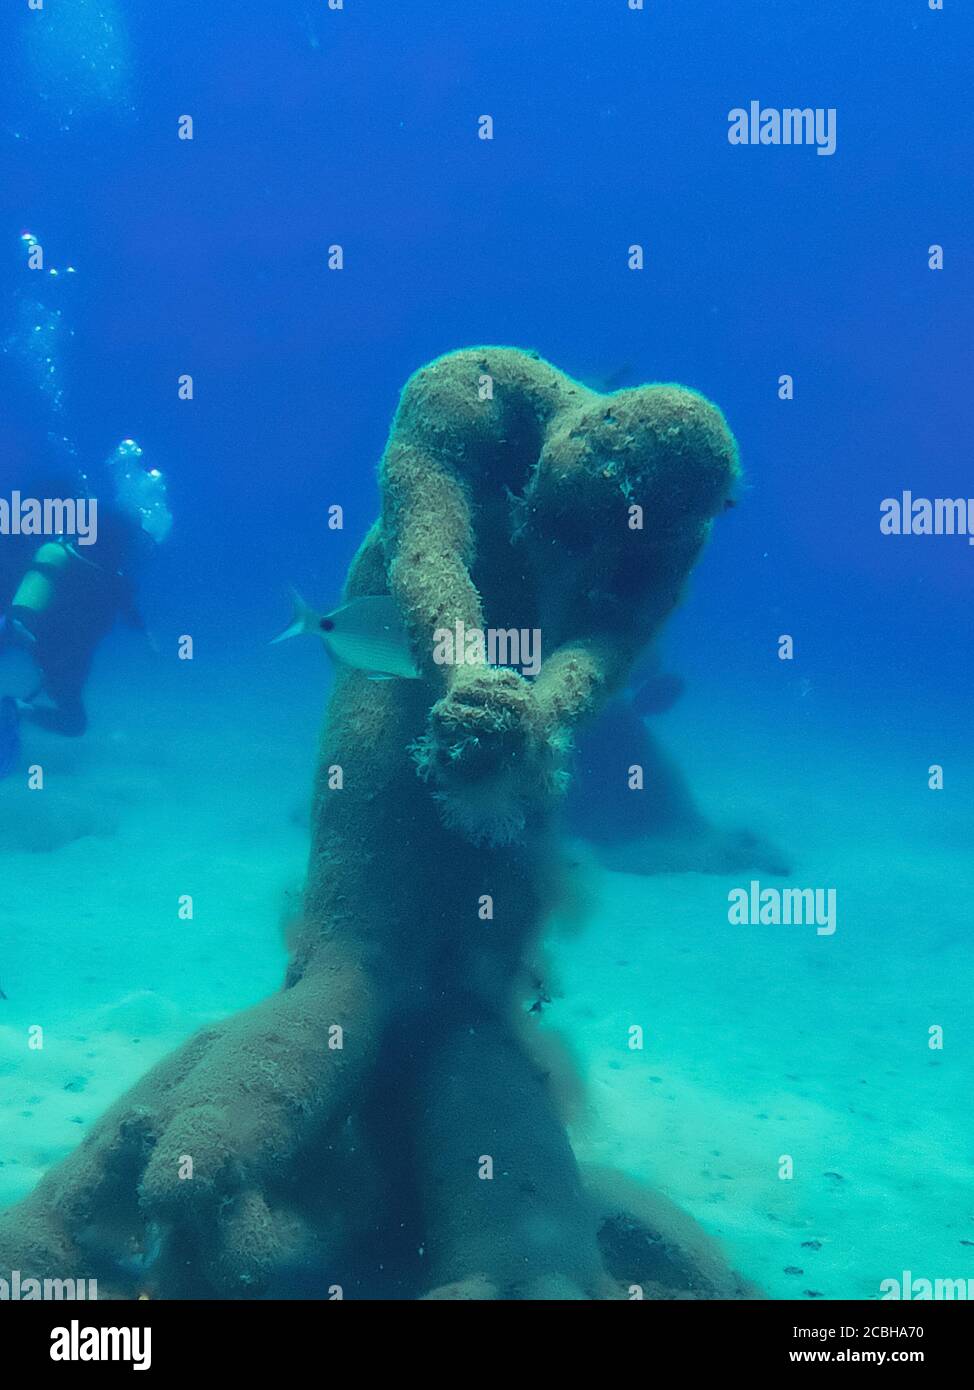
[
  {"left": 0, "top": 696, "right": 22, "bottom": 779},
  {"left": 600, "top": 361, "right": 636, "bottom": 392},
  {"left": 578, "top": 362, "right": 637, "bottom": 394},
  {"left": 528, "top": 985, "right": 551, "bottom": 1015},
  {"left": 0, "top": 983, "right": 8, "bottom": 1001},
  {"left": 630, "top": 673, "right": 686, "bottom": 717}
]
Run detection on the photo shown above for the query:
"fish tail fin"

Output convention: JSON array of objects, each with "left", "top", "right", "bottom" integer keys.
[{"left": 270, "top": 588, "right": 318, "bottom": 644}]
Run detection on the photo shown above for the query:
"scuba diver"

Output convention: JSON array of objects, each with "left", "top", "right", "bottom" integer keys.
[
  {"left": 0, "top": 441, "right": 170, "bottom": 757},
  {"left": 0, "top": 231, "right": 173, "bottom": 763}
]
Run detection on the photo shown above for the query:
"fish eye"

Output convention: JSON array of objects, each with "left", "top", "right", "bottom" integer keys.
[{"left": 320, "top": 618, "right": 335, "bottom": 632}]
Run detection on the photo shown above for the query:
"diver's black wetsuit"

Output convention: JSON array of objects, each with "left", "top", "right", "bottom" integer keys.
[{"left": 1, "top": 510, "right": 146, "bottom": 737}]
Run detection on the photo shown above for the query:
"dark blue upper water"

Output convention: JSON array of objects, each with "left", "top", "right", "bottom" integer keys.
[
  {"left": 0, "top": 0, "right": 971, "bottom": 1304},
  {"left": 1, "top": 1, "right": 969, "bottom": 712}
]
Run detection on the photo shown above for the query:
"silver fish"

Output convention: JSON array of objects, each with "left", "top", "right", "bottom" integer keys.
[{"left": 271, "top": 590, "right": 420, "bottom": 680}]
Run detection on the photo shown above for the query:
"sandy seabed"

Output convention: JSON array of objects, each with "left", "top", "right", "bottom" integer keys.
[{"left": 2, "top": 657, "right": 972, "bottom": 1301}]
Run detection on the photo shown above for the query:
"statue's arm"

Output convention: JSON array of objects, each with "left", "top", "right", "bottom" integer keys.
[{"left": 381, "top": 348, "right": 568, "bottom": 685}]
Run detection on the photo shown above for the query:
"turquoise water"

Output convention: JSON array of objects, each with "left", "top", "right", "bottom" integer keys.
[{"left": 1, "top": 1, "right": 971, "bottom": 1301}]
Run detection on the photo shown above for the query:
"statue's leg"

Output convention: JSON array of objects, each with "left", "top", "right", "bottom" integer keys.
[
  {"left": 0, "top": 954, "right": 380, "bottom": 1297},
  {"left": 411, "top": 1003, "right": 611, "bottom": 1300},
  {"left": 583, "top": 1166, "right": 762, "bottom": 1300}
]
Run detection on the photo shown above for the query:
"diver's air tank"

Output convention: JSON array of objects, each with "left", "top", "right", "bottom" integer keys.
[{"left": 10, "top": 540, "right": 74, "bottom": 619}]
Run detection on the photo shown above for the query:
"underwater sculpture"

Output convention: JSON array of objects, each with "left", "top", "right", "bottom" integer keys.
[
  {"left": 0, "top": 348, "right": 758, "bottom": 1299},
  {"left": 569, "top": 691, "right": 791, "bottom": 878}
]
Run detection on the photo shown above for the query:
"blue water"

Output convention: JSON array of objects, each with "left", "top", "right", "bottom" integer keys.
[{"left": 0, "top": 1, "right": 971, "bottom": 1302}]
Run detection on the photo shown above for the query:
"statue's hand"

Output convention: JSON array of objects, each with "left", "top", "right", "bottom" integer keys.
[
  {"left": 416, "top": 665, "right": 567, "bottom": 846},
  {"left": 426, "top": 665, "right": 536, "bottom": 780}
]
